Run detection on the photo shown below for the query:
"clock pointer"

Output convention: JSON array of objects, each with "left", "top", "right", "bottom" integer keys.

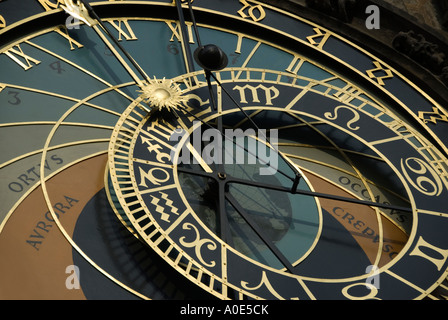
[
  {"left": 64, "top": 0, "right": 150, "bottom": 86},
  {"left": 176, "top": 166, "right": 413, "bottom": 213},
  {"left": 177, "top": 1, "right": 300, "bottom": 183}
]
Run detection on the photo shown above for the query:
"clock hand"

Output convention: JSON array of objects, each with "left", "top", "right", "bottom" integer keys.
[
  {"left": 208, "top": 72, "right": 302, "bottom": 186},
  {"left": 176, "top": 166, "right": 412, "bottom": 213},
  {"left": 174, "top": 0, "right": 196, "bottom": 74},
  {"left": 175, "top": 1, "right": 300, "bottom": 183},
  {"left": 225, "top": 192, "right": 296, "bottom": 274},
  {"left": 64, "top": 0, "right": 149, "bottom": 87},
  {"left": 226, "top": 174, "right": 413, "bottom": 213},
  {"left": 173, "top": 102, "right": 294, "bottom": 180}
]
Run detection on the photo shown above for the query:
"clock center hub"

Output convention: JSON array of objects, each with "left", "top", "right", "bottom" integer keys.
[
  {"left": 153, "top": 88, "right": 171, "bottom": 101},
  {"left": 217, "top": 172, "right": 226, "bottom": 180}
]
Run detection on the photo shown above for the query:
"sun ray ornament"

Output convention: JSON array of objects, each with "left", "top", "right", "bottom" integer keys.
[{"left": 139, "top": 78, "right": 188, "bottom": 112}]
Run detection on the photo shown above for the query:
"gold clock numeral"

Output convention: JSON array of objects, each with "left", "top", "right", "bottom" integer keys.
[
  {"left": 285, "top": 55, "right": 305, "bottom": 75},
  {"left": 306, "top": 28, "right": 331, "bottom": 49},
  {"left": 0, "top": 15, "right": 6, "bottom": 29},
  {"left": 3, "top": 44, "right": 41, "bottom": 70},
  {"left": 410, "top": 236, "right": 448, "bottom": 271},
  {"left": 37, "top": 0, "right": 63, "bottom": 11},
  {"left": 366, "top": 61, "right": 394, "bottom": 86},
  {"left": 237, "top": 0, "right": 266, "bottom": 22},
  {"left": 107, "top": 19, "right": 137, "bottom": 41},
  {"left": 418, "top": 107, "right": 448, "bottom": 125},
  {"left": 53, "top": 26, "right": 84, "bottom": 50},
  {"left": 166, "top": 21, "right": 195, "bottom": 44}
]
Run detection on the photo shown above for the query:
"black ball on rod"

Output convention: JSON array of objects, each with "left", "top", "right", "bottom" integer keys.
[{"left": 194, "top": 44, "right": 229, "bottom": 72}]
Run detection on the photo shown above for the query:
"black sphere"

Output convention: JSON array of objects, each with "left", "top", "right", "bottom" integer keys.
[{"left": 194, "top": 44, "right": 228, "bottom": 71}]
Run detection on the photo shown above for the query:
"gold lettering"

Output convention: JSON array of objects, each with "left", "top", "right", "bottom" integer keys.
[
  {"left": 324, "top": 105, "right": 361, "bottom": 131},
  {"left": 241, "top": 271, "right": 298, "bottom": 300},
  {"left": 166, "top": 21, "right": 194, "bottom": 44},
  {"left": 233, "top": 84, "right": 279, "bottom": 105},
  {"left": 235, "top": 34, "right": 244, "bottom": 54},
  {"left": 306, "top": 28, "right": 331, "bottom": 49},
  {"left": 342, "top": 283, "right": 380, "bottom": 300},
  {"left": 410, "top": 236, "right": 448, "bottom": 271},
  {"left": 285, "top": 55, "right": 304, "bottom": 75},
  {"left": 150, "top": 192, "right": 179, "bottom": 223},
  {"left": 418, "top": 107, "right": 448, "bottom": 125},
  {"left": 366, "top": 61, "right": 393, "bottom": 86},
  {"left": 4, "top": 44, "right": 41, "bottom": 70},
  {"left": 237, "top": 0, "right": 266, "bottom": 22},
  {"left": 53, "top": 26, "right": 84, "bottom": 50},
  {"left": 37, "top": 0, "right": 64, "bottom": 11},
  {"left": 138, "top": 166, "right": 170, "bottom": 188},
  {"left": 108, "top": 19, "right": 137, "bottom": 41},
  {"left": 333, "top": 84, "right": 362, "bottom": 103},
  {"left": 400, "top": 157, "right": 443, "bottom": 197},
  {"left": 179, "top": 222, "right": 217, "bottom": 268},
  {"left": 0, "top": 15, "right": 6, "bottom": 29}
]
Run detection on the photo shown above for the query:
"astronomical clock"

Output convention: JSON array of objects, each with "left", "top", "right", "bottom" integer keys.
[{"left": 1, "top": 0, "right": 448, "bottom": 300}]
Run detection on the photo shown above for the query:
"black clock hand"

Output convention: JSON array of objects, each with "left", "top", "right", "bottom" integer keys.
[
  {"left": 175, "top": 0, "right": 196, "bottom": 74},
  {"left": 79, "top": 0, "right": 149, "bottom": 81},
  {"left": 208, "top": 72, "right": 302, "bottom": 191},
  {"left": 65, "top": 0, "right": 149, "bottom": 86},
  {"left": 225, "top": 193, "right": 297, "bottom": 274},
  {"left": 176, "top": 166, "right": 412, "bottom": 213}
]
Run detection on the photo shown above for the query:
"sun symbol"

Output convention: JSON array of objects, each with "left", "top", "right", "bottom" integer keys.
[{"left": 138, "top": 78, "right": 187, "bottom": 111}]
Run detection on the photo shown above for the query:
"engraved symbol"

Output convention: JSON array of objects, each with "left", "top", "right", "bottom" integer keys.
[
  {"left": 306, "top": 28, "right": 331, "bottom": 49},
  {"left": 241, "top": 271, "right": 298, "bottom": 300},
  {"left": 140, "top": 136, "right": 171, "bottom": 163},
  {"left": 324, "top": 105, "right": 361, "bottom": 131},
  {"left": 237, "top": 0, "right": 266, "bottom": 22},
  {"left": 366, "top": 61, "right": 393, "bottom": 86},
  {"left": 150, "top": 192, "right": 179, "bottom": 223},
  {"left": 233, "top": 84, "right": 280, "bottom": 105},
  {"left": 418, "top": 107, "right": 448, "bottom": 125},
  {"left": 0, "top": 15, "right": 6, "bottom": 29},
  {"left": 410, "top": 236, "right": 448, "bottom": 271},
  {"left": 179, "top": 223, "right": 217, "bottom": 268},
  {"left": 138, "top": 166, "right": 170, "bottom": 187},
  {"left": 400, "top": 157, "right": 443, "bottom": 196}
]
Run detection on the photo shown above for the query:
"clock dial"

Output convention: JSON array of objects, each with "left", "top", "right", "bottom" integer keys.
[{"left": 1, "top": 0, "right": 447, "bottom": 300}]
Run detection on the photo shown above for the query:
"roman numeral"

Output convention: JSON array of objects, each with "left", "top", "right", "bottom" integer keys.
[
  {"left": 410, "top": 236, "right": 448, "bottom": 271},
  {"left": 53, "top": 26, "right": 84, "bottom": 50},
  {"left": 285, "top": 55, "right": 305, "bottom": 75},
  {"left": 108, "top": 19, "right": 137, "bottom": 41},
  {"left": 166, "top": 21, "right": 195, "bottom": 44},
  {"left": 3, "top": 44, "right": 41, "bottom": 70}
]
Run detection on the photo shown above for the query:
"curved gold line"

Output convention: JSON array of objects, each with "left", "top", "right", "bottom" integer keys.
[
  {"left": 291, "top": 113, "right": 385, "bottom": 270},
  {"left": 166, "top": 69, "right": 424, "bottom": 285},
  {"left": 0, "top": 121, "right": 114, "bottom": 129},
  {"left": 38, "top": 87, "right": 150, "bottom": 300},
  {"left": 0, "top": 138, "right": 109, "bottom": 170},
  {"left": 283, "top": 152, "right": 411, "bottom": 205}
]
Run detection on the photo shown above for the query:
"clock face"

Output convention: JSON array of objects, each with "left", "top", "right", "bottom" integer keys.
[{"left": 1, "top": 0, "right": 448, "bottom": 300}]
